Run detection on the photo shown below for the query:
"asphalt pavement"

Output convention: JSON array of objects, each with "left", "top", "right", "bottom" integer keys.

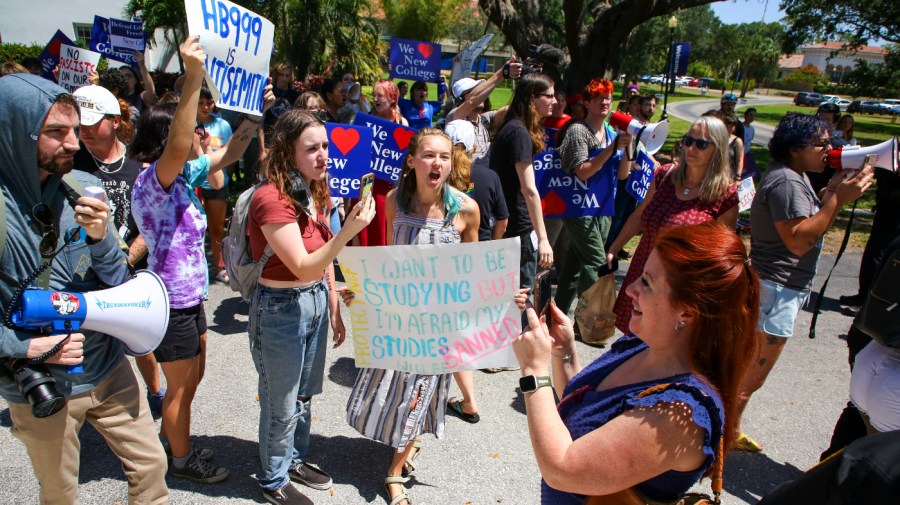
[
  {"left": 665, "top": 95, "right": 793, "bottom": 147},
  {"left": 0, "top": 252, "right": 866, "bottom": 505}
]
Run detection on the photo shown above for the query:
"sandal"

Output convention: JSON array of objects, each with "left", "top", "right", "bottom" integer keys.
[
  {"left": 401, "top": 440, "right": 422, "bottom": 478},
  {"left": 384, "top": 476, "right": 411, "bottom": 505},
  {"left": 446, "top": 398, "right": 480, "bottom": 424},
  {"left": 734, "top": 433, "right": 763, "bottom": 453}
]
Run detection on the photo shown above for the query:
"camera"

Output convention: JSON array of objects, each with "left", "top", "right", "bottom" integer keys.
[{"left": 1, "top": 358, "right": 66, "bottom": 418}]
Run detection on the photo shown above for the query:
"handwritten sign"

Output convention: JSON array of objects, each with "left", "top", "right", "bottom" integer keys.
[
  {"left": 38, "top": 30, "right": 76, "bottom": 82},
  {"left": 56, "top": 44, "right": 102, "bottom": 93},
  {"left": 90, "top": 16, "right": 139, "bottom": 66},
  {"left": 325, "top": 123, "right": 374, "bottom": 197},
  {"left": 626, "top": 150, "right": 656, "bottom": 203},
  {"left": 185, "top": 0, "right": 275, "bottom": 115},
  {"left": 338, "top": 239, "right": 521, "bottom": 373},
  {"left": 450, "top": 34, "right": 493, "bottom": 89},
  {"left": 738, "top": 177, "right": 756, "bottom": 212},
  {"left": 390, "top": 38, "right": 441, "bottom": 83},
  {"left": 534, "top": 128, "right": 617, "bottom": 218},
  {"left": 352, "top": 112, "right": 416, "bottom": 184}
]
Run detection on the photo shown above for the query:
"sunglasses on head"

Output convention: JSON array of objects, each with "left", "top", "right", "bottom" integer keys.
[
  {"left": 681, "top": 135, "right": 712, "bottom": 151},
  {"left": 195, "top": 121, "right": 206, "bottom": 137}
]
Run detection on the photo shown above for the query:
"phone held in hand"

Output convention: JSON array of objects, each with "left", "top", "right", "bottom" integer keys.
[
  {"left": 533, "top": 270, "right": 552, "bottom": 315},
  {"left": 359, "top": 173, "right": 375, "bottom": 202}
]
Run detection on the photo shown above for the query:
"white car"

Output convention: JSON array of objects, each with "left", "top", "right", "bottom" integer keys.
[
  {"left": 822, "top": 95, "right": 841, "bottom": 104},
  {"left": 835, "top": 99, "right": 852, "bottom": 111},
  {"left": 675, "top": 76, "right": 693, "bottom": 86}
]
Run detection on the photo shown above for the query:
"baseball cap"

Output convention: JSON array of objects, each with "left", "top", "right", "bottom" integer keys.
[
  {"left": 452, "top": 77, "right": 485, "bottom": 100},
  {"left": 73, "top": 85, "right": 121, "bottom": 126},
  {"left": 445, "top": 120, "right": 476, "bottom": 152},
  {"left": 721, "top": 93, "right": 738, "bottom": 102}
]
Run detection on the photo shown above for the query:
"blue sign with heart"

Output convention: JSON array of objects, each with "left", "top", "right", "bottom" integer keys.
[
  {"left": 325, "top": 122, "right": 374, "bottom": 198},
  {"left": 352, "top": 112, "right": 417, "bottom": 184}
]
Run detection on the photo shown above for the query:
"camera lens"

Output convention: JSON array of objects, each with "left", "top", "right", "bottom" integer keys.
[{"left": 8, "top": 360, "right": 66, "bottom": 418}]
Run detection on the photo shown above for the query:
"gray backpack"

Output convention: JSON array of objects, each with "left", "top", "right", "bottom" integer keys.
[{"left": 222, "top": 182, "right": 273, "bottom": 300}]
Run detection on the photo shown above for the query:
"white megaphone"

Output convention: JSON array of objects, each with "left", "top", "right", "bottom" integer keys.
[
  {"left": 827, "top": 136, "right": 898, "bottom": 173},
  {"left": 609, "top": 111, "right": 669, "bottom": 156},
  {"left": 346, "top": 82, "right": 361, "bottom": 102},
  {"left": 11, "top": 270, "right": 170, "bottom": 356}
]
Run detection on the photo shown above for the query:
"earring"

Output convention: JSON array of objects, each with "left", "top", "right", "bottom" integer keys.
[{"left": 674, "top": 320, "right": 686, "bottom": 332}]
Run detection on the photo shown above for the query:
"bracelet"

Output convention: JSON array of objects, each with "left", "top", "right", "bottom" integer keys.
[{"left": 551, "top": 352, "right": 572, "bottom": 362}]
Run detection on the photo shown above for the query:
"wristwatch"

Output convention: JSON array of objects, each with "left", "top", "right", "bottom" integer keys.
[{"left": 519, "top": 375, "right": 552, "bottom": 393}]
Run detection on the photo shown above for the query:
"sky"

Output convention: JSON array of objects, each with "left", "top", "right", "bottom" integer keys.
[{"left": 710, "top": 0, "right": 786, "bottom": 25}]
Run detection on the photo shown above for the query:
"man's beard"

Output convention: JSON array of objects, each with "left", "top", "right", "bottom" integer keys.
[{"left": 38, "top": 149, "right": 75, "bottom": 175}]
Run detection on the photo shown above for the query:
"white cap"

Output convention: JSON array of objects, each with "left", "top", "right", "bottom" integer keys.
[
  {"left": 445, "top": 120, "right": 476, "bottom": 152},
  {"left": 452, "top": 77, "right": 485, "bottom": 100},
  {"left": 73, "top": 85, "right": 121, "bottom": 126}
]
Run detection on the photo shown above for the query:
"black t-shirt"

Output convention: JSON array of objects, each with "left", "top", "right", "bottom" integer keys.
[
  {"left": 489, "top": 118, "right": 535, "bottom": 237},
  {"left": 470, "top": 156, "right": 509, "bottom": 242},
  {"left": 72, "top": 144, "right": 143, "bottom": 245}
]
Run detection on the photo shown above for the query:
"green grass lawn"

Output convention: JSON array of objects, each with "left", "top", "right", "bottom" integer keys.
[{"left": 741, "top": 103, "right": 900, "bottom": 146}]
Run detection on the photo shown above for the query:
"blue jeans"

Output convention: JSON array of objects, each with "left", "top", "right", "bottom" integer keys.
[{"left": 249, "top": 281, "right": 329, "bottom": 490}]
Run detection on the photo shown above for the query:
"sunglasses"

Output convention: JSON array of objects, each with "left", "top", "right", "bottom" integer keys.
[
  {"left": 32, "top": 203, "right": 58, "bottom": 257},
  {"left": 681, "top": 135, "right": 712, "bottom": 151},
  {"left": 194, "top": 121, "right": 206, "bottom": 137},
  {"left": 806, "top": 139, "right": 832, "bottom": 149},
  {"left": 534, "top": 93, "right": 555, "bottom": 99}
]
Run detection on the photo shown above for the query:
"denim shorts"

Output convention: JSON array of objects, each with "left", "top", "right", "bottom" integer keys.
[
  {"left": 154, "top": 303, "right": 206, "bottom": 362},
  {"left": 757, "top": 278, "right": 810, "bottom": 338}
]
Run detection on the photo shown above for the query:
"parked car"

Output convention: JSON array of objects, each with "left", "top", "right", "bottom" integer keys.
[
  {"left": 882, "top": 99, "right": 900, "bottom": 113},
  {"left": 847, "top": 100, "right": 863, "bottom": 113},
  {"left": 859, "top": 100, "right": 885, "bottom": 114},
  {"left": 639, "top": 75, "right": 653, "bottom": 83},
  {"left": 675, "top": 76, "right": 693, "bottom": 86},
  {"left": 835, "top": 99, "right": 852, "bottom": 111},
  {"left": 688, "top": 78, "right": 700, "bottom": 87},
  {"left": 822, "top": 95, "right": 841, "bottom": 104},
  {"left": 798, "top": 92, "right": 825, "bottom": 106},
  {"left": 649, "top": 75, "right": 665, "bottom": 84}
]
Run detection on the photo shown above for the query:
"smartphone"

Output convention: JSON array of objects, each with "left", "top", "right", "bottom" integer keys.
[
  {"left": 846, "top": 154, "right": 875, "bottom": 179},
  {"left": 359, "top": 173, "right": 375, "bottom": 201},
  {"left": 596, "top": 259, "right": 619, "bottom": 278},
  {"left": 532, "top": 270, "right": 552, "bottom": 315}
]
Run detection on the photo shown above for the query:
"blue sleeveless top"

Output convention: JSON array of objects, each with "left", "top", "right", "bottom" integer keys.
[{"left": 541, "top": 335, "right": 724, "bottom": 504}]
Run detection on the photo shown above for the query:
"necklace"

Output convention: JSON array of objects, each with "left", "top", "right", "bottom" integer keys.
[
  {"left": 682, "top": 185, "right": 693, "bottom": 196},
  {"left": 87, "top": 142, "right": 126, "bottom": 174}
]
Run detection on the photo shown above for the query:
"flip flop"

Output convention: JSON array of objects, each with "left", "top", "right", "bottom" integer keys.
[
  {"left": 447, "top": 399, "right": 480, "bottom": 424},
  {"left": 734, "top": 433, "right": 763, "bottom": 453}
]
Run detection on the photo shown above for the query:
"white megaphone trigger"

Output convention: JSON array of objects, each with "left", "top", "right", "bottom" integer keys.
[
  {"left": 609, "top": 111, "right": 669, "bottom": 156},
  {"left": 827, "top": 137, "right": 898, "bottom": 173},
  {"left": 11, "top": 270, "right": 170, "bottom": 356}
]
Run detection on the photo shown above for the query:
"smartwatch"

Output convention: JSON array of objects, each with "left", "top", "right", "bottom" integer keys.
[{"left": 519, "top": 375, "right": 552, "bottom": 393}]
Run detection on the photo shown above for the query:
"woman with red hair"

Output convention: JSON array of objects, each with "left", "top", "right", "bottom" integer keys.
[
  {"left": 553, "top": 78, "right": 632, "bottom": 313},
  {"left": 513, "top": 221, "right": 760, "bottom": 504}
]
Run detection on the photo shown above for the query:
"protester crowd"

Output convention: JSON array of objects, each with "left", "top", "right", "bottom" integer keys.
[{"left": 0, "top": 29, "right": 898, "bottom": 505}]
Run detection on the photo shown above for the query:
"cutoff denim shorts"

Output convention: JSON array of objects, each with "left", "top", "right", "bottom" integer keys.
[{"left": 757, "top": 278, "right": 810, "bottom": 338}]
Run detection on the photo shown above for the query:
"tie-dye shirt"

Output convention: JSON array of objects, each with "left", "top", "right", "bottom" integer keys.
[{"left": 133, "top": 156, "right": 210, "bottom": 309}]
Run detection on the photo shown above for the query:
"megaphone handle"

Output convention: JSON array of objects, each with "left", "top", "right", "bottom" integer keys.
[{"left": 633, "top": 124, "right": 648, "bottom": 161}]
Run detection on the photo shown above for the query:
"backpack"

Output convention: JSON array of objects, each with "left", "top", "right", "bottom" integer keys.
[
  {"left": 855, "top": 238, "right": 900, "bottom": 348},
  {"left": 222, "top": 182, "right": 273, "bottom": 300}
]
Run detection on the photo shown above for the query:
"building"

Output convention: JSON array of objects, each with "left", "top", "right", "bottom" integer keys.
[{"left": 778, "top": 42, "right": 887, "bottom": 82}]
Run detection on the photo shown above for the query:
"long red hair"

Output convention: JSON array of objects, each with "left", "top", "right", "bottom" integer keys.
[{"left": 653, "top": 222, "right": 760, "bottom": 454}]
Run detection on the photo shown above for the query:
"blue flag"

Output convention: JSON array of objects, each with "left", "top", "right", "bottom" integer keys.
[
  {"left": 671, "top": 42, "right": 691, "bottom": 76},
  {"left": 534, "top": 143, "right": 617, "bottom": 218},
  {"left": 325, "top": 123, "right": 374, "bottom": 198},
  {"left": 626, "top": 150, "right": 656, "bottom": 203}
]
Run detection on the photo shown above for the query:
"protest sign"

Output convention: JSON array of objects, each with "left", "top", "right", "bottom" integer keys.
[
  {"left": 450, "top": 34, "right": 493, "bottom": 89},
  {"left": 109, "top": 18, "right": 145, "bottom": 54},
  {"left": 352, "top": 112, "right": 416, "bottom": 184},
  {"left": 338, "top": 238, "right": 521, "bottom": 373},
  {"left": 738, "top": 177, "right": 756, "bottom": 212},
  {"left": 390, "top": 38, "right": 441, "bottom": 83},
  {"left": 91, "top": 16, "right": 139, "bottom": 66},
  {"left": 626, "top": 150, "right": 656, "bottom": 203},
  {"left": 184, "top": 0, "right": 275, "bottom": 115},
  {"left": 533, "top": 128, "right": 617, "bottom": 218},
  {"left": 38, "top": 30, "right": 76, "bottom": 82},
  {"left": 325, "top": 123, "right": 374, "bottom": 198},
  {"left": 56, "top": 44, "right": 102, "bottom": 93}
]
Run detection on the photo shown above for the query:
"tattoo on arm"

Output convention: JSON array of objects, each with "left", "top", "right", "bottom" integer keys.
[{"left": 766, "top": 334, "right": 780, "bottom": 345}]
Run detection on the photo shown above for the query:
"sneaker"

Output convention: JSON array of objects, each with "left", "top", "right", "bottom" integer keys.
[
  {"left": 165, "top": 444, "right": 214, "bottom": 462},
  {"left": 147, "top": 387, "right": 166, "bottom": 417},
  {"left": 839, "top": 294, "right": 865, "bottom": 307},
  {"left": 262, "top": 483, "right": 313, "bottom": 505},
  {"left": 289, "top": 462, "right": 333, "bottom": 490},
  {"left": 170, "top": 452, "right": 229, "bottom": 484}
]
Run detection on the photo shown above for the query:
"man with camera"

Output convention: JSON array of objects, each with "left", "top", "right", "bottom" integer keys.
[{"left": 0, "top": 74, "right": 167, "bottom": 503}]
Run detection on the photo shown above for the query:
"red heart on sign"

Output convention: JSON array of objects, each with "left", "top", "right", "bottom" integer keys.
[
  {"left": 542, "top": 191, "right": 567, "bottom": 216},
  {"left": 393, "top": 128, "right": 415, "bottom": 150},
  {"left": 417, "top": 43, "right": 433, "bottom": 59},
  {"left": 330, "top": 127, "right": 360, "bottom": 156}
]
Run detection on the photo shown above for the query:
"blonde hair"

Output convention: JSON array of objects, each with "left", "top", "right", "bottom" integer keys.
[
  {"left": 668, "top": 116, "right": 733, "bottom": 203},
  {"left": 448, "top": 143, "right": 472, "bottom": 192}
]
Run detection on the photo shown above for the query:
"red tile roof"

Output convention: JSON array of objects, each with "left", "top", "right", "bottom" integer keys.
[
  {"left": 802, "top": 42, "right": 888, "bottom": 55},
  {"left": 778, "top": 54, "right": 804, "bottom": 69}
]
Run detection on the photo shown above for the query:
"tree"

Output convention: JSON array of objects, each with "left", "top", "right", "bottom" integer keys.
[
  {"left": 382, "top": 0, "right": 472, "bottom": 42},
  {"left": 844, "top": 46, "right": 900, "bottom": 98},
  {"left": 478, "top": 0, "right": 721, "bottom": 92},
  {"left": 782, "top": 0, "right": 900, "bottom": 50},
  {"left": 126, "top": 0, "right": 188, "bottom": 71}
]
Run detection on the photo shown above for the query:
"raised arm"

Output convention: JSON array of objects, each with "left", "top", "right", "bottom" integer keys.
[
  {"left": 448, "top": 58, "right": 521, "bottom": 121},
  {"left": 133, "top": 50, "right": 158, "bottom": 106},
  {"left": 154, "top": 36, "right": 204, "bottom": 190},
  {"left": 205, "top": 83, "right": 275, "bottom": 173}
]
